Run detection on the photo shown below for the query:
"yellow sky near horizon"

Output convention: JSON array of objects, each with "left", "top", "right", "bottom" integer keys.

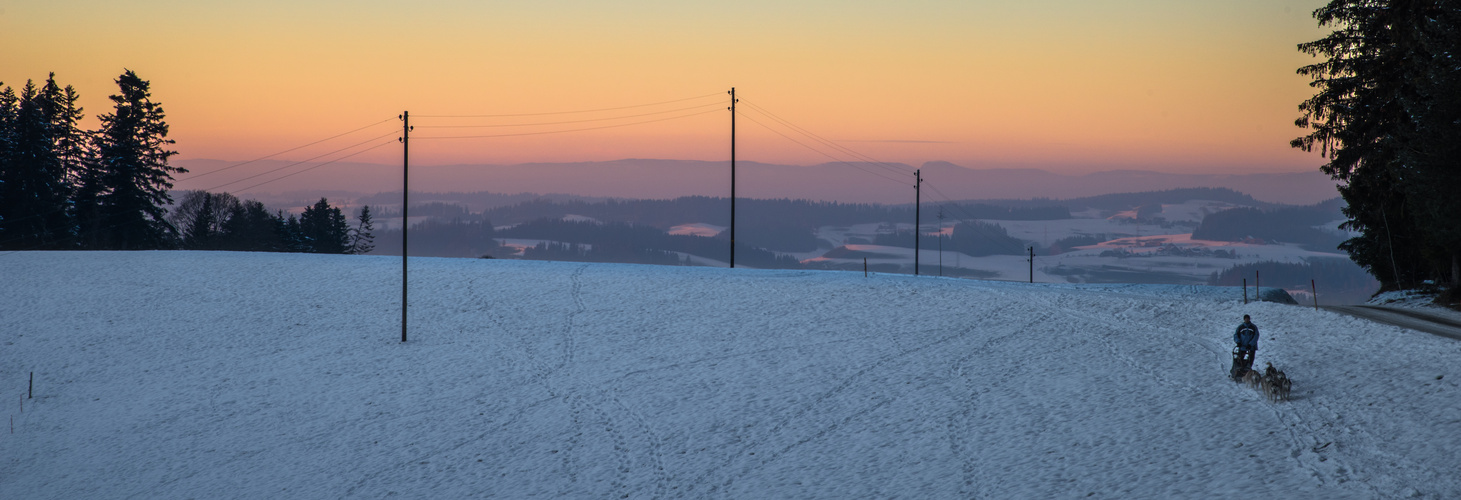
[{"left": 2, "top": 0, "right": 1331, "bottom": 174}]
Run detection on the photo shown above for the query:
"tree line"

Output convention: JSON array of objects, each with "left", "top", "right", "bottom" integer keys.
[
  {"left": 479, "top": 196, "right": 1070, "bottom": 230},
  {"left": 497, "top": 217, "right": 803, "bottom": 268},
  {"left": 1208, "top": 259, "right": 1379, "bottom": 305},
  {"left": 1294, "top": 1, "right": 1461, "bottom": 292},
  {"left": 168, "top": 191, "right": 375, "bottom": 254},
  {"left": 0, "top": 70, "right": 373, "bottom": 254},
  {"left": 1190, "top": 206, "right": 1347, "bottom": 252}
]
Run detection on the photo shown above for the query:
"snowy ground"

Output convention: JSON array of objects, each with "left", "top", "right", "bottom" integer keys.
[{"left": 3, "top": 252, "right": 1459, "bottom": 498}]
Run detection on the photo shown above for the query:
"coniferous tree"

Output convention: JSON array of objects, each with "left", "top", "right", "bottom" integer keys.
[
  {"left": 217, "top": 200, "right": 285, "bottom": 252},
  {"left": 91, "top": 70, "right": 183, "bottom": 249},
  {"left": 299, "top": 198, "right": 350, "bottom": 254},
  {"left": 0, "top": 83, "right": 16, "bottom": 242},
  {"left": 280, "top": 212, "right": 305, "bottom": 252},
  {"left": 1293, "top": 1, "right": 1459, "bottom": 290},
  {"left": 1397, "top": 2, "right": 1461, "bottom": 287},
  {"left": 182, "top": 192, "right": 216, "bottom": 250},
  {"left": 0, "top": 75, "right": 84, "bottom": 249},
  {"left": 350, "top": 205, "right": 375, "bottom": 254}
]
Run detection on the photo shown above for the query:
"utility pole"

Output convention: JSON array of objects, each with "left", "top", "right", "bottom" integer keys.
[
  {"left": 400, "top": 111, "right": 411, "bottom": 343},
  {"left": 937, "top": 206, "right": 945, "bottom": 277},
  {"left": 728, "top": 87, "right": 737, "bottom": 269},
  {"left": 914, "top": 169, "right": 921, "bottom": 276},
  {"left": 1027, "top": 246, "right": 1035, "bottom": 283}
]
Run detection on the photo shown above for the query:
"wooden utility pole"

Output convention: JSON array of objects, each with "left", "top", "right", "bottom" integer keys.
[
  {"left": 400, "top": 111, "right": 411, "bottom": 343},
  {"left": 914, "top": 169, "right": 921, "bottom": 276},
  {"left": 1027, "top": 246, "right": 1035, "bottom": 283},
  {"left": 728, "top": 87, "right": 737, "bottom": 269}
]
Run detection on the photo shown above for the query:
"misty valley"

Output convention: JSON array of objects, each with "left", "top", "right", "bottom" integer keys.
[{"left": 314, "top": 187, "right": 1378, "bottom": 304}]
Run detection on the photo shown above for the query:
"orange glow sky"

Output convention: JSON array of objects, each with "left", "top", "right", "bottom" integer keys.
[{"left": 3, "top": 0, "right": 1329, "bottom": 174}]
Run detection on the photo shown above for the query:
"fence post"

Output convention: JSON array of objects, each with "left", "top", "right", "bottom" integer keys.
[
  {"left": 1243, "top": 278, "right": 1248, "bottom": 304},
  {"left": 1312, "top": 279, "right": 1319, "bottom": 311}
]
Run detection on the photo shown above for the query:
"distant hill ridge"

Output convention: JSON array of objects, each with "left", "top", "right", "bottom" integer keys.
[{"left": 172, "top": 158, "right": 1340, "bottom": 206}]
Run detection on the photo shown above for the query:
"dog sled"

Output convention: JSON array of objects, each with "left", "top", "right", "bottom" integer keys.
[{"left": 1230, "top": 348, "right": 1291, "bottom": 402}]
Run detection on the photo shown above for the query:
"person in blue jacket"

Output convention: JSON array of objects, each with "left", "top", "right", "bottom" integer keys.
[{"left": 1231, "top": 314, "right": 1260, "bottom": 380}]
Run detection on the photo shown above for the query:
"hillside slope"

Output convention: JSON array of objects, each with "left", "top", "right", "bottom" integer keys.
[{"left": 2, "top": 252, "right": 1457, "bottom": 498}]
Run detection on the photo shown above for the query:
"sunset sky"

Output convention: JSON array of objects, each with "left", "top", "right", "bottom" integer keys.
[{"left": 3, "top": 0, "right": 1330, "bottom": 175}]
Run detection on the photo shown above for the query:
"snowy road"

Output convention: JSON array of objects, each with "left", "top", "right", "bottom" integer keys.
[
  {"left": 2, "top": 252, "right": 1459, "bottom": 498},
  {"left": 1325, "top": 305, "right": 1461, "bottom": 342}
]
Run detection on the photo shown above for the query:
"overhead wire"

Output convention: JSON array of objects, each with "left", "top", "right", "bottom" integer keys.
[
  {"left": 735, "top": 96, "right": 986, "bottom": 230},
  {"left": 416, "top": 92, "right": 724, "bottom": 118},
  {"left": 925, "top": 183, "right": 983, "bottom": 222},
  {"left": 0, "top": 90, "right": 962, "bottom": 257},
  {"left": 736, "top": 96, "right": 982, "bottom": 234},
  {"left": 176, "top": 117, "right": 396, "bottom": 181},
  {"left": 230, "top": 140, "right": 397, "bottom": 194},
  {"left": 198, "top": 130, "right": 401, "bottom": 192},
  {"left": 737, "top": 98, "right": 914, "bottom": 178},
  {"left": 734, "top": 109, "right": 910, "bottom": 186},
  {"left": 414, "top": 102, "right": 724, "bottom": 129},
  {"left": 414, "top": 107, "right": 721, "bottom": 140}
]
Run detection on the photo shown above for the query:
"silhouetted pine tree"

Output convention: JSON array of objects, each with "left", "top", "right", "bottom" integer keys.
[
  {"left": 0, "top": 83, "right": 16, "bottom": 244},
  {"left": 1397, "top": 1, "right": 1461, "bottom": 287},
  {"left": 350, "top": 205, "right": 375, "bottom": 254},
  {"left": 1294, "top": 1, "right": 1461, "bottom": 290},
  {"left": 279, "top": 213, "right": 305, "bottom": 252},
  {"left": 299, "top": 198, "right": 350, "bottom": 254},
  {"left": 182, "top": 192, "right": 217, "bottom": 250},
  {"left": 218, "top": 200, "right": 285, "bottom": 252},
  {"left": 91, "top": 70, "right": 183, "bottom": 249},
  {"left": 0, "top": 74, "right": 86, "bottom": 249}
]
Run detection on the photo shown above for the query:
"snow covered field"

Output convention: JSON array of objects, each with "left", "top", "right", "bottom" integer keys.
[{"left": 2, "top": 252, "right": 1458, "bottom": 498}]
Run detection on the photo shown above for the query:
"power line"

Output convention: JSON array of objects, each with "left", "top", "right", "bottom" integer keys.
[
  {"left": 230, "top": 140, "right": 397, "bottom": 194},
  {"left": 415, "top": 102, "right": 724, "bottom": 129},
  {"left": 416, "top": 92, "right": 723, "bottom": 118},
  {"left": 924, "top": 183, "right": 982, "bottom": 222},
  {"left": 733, "top": 109, "right": 910, "bottom": 186},
  {"left": 738, "top": 101, "right": 916, "bottom": 183},
  {"left": 198, "top": 130, "right": 401, "bottom": 192},
  {"left": 176, "top": 118, "right": 396, "bottom": 182},
  {"left": 414, "top": 108, "right": 720, "bottom": 140},
  {"left": 737, "top": 99, "right": 914, "bottom": 178}
]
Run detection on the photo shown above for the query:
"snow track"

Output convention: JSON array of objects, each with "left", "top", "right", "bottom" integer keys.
[{"left": 2, "top": 252, "right": 1459, "bottom": 498}]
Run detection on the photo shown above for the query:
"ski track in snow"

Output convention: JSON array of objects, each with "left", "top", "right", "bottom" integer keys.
[{"left": 2, "top": 251, "right": 1459, "bottom": 499}]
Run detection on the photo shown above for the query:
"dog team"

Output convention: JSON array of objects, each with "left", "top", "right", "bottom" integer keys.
[{"left": 1231, "top": 314, "right": 1291, "bottom": 402}]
